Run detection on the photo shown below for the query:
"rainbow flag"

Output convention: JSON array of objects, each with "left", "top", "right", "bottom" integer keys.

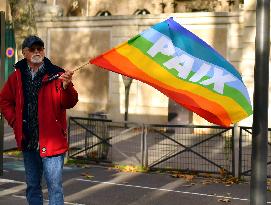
[{"left": 90, "top": 17, "right": 252, "bottom": 127}]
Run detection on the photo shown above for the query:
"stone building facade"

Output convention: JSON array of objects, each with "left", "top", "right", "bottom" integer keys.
[{"left": 44, "top": 0, "right": 240, "bottom": 17}]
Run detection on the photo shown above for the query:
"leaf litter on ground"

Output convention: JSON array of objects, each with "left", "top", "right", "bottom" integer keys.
[{"left": 81, "top": 172, "right": 94, "bottom": 179}]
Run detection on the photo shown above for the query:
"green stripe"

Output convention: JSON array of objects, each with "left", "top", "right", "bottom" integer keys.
[{"left": 128, "top": 36, "right": 252, "bottom": 115}]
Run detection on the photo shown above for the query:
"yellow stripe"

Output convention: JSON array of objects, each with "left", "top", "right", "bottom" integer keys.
[{"left": 116, "top": 44, "right": 248, "bottom": 122}]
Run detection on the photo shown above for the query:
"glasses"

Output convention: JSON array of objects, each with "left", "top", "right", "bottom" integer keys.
[{"left": 27, "top": 46, "right": 44, "bottom": 52}]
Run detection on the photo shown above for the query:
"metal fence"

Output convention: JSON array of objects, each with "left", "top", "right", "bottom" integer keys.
[
  {"left": 239, "top": 126, "right": 271, "bottom": 177},
  {"left": 68, "top": 117, "right": 234, "bottom": 175},
  {"left": 68, "top": 117, "right": 144, "bottom": 164},
  {"left": 68, "top": 117, "right": 112, "bottom": 161},
  {"left": 145, "top": 124, "right": 234, "bottom": 175}
]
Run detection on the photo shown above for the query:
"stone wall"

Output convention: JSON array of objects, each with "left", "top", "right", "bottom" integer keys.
[
  {"left": 36, "top": 12, "right": 246, "bottom": 124},
  {"left": 0, "top": 1, "right": 7, "bottom": 14}
]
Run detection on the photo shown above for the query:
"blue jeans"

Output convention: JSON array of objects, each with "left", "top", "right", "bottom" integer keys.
[{"left": 23, "top": 151, "right": 64, "bottom": 205}]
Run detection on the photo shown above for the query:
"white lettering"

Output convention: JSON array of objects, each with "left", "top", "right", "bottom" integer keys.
[
  {"left": 200, "top": 67, "right": 236, "bottom": 94},
  {"left": 147, "top": 36, "right": 175, "bottom": 57},
  {"left": 148, "top": 37, "right": 236, "bottom": 94},
  {"left": 163, "top": 54, "right": 195, "bottom": 79},
  {"left": 189, "top": 63, "right": 211, "bottom": 82}
]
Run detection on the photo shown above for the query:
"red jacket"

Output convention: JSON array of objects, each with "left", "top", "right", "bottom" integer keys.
[{"left": 0, "top": 58, "right": 78, "bottom": 157}]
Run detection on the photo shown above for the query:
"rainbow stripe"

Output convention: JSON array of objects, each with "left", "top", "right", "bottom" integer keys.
[{"left": 90, "top": 17, "right": 252, "bottom": 127}]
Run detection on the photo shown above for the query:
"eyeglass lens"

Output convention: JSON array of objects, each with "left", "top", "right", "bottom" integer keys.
[{"left": 29, "top": 47, "right": 44, "bottom": 52}]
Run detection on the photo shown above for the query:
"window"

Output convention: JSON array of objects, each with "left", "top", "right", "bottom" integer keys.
[
  {"left": 134, "top": 9, "right": 150, "bottom": 15},
  {"left": 96, "top": 11, "right": 111, "bottom": 16}
]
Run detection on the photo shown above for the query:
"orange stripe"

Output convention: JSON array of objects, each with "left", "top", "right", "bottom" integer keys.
[{"left": 92, "top": 49, "right": 231, "bottom": 126}]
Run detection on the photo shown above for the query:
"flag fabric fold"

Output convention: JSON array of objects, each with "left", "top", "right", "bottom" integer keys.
[{"left": 90, "top": 17, "right": 252, "bottom": 127}]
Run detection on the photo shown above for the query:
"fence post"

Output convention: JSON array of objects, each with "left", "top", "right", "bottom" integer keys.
[
  {"left": 233, "top": 123, "right": 240, "bottom": 177},
  {"left": 238, "top": 127, "right": 243, "bottom": 178},
  {"left": 143, "top": 126, "right": 148, "bottom": 168},
  {"left": 66, "top": 117, "right": 71, "bottom": 162},
  {"left": 141, "top": 124, "right": 145, "bottom": 168}
]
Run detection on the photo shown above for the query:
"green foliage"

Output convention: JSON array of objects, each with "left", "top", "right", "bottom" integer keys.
[{"left": 8, "top": 0, "right": 37, "bottom": 55}]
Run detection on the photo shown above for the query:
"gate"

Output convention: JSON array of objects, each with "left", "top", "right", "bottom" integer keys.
[{"left": 146, "top": 124, "right": 234, "bottom": 175}]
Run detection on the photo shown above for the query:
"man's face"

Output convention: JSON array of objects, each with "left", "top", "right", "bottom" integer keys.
[{"left": 22, "top": 44, "right": 45, "bottom": 64}]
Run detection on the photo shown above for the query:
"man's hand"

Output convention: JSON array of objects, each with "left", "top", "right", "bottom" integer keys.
[{"left": 59, "top": 70, "right": 74, "bottom": 89}]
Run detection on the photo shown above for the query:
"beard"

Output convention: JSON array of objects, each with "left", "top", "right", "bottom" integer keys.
[{"left": 31, "top": 55, "right": 44, "bottom": 64}]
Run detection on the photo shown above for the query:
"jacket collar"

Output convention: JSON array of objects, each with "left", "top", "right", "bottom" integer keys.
[{"left": 14, "top": 57, "right": 65, "bottom": 76}]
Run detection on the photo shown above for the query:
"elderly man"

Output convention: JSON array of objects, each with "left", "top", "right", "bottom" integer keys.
[{"left": 0, "top": 35, "right": 78, "bottom": 205}]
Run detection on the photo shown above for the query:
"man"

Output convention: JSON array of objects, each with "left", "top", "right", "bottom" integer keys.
[{"left": 0, "top": 35, "right": 78, "bottom": 205}]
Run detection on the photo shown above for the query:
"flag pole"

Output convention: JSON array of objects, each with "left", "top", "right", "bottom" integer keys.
[
  {"left": 250, "top": 0, "right": 270, "bottom": 204},
  {"left": 72, "top": 62, "right": 90, "bottom": 72}
]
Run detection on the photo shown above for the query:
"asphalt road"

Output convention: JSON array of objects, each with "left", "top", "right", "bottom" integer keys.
[{"left": 1, "top": 156, "right": 271, "bottom": 205}]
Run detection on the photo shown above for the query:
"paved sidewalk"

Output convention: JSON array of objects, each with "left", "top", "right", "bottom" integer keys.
[{"left": 1, "top": 156, "right": 271, "bottom": 205}]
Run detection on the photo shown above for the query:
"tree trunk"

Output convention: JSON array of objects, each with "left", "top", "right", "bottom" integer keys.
[{"left": 8, "top": 0, "right": 37, "bottom": 59}]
